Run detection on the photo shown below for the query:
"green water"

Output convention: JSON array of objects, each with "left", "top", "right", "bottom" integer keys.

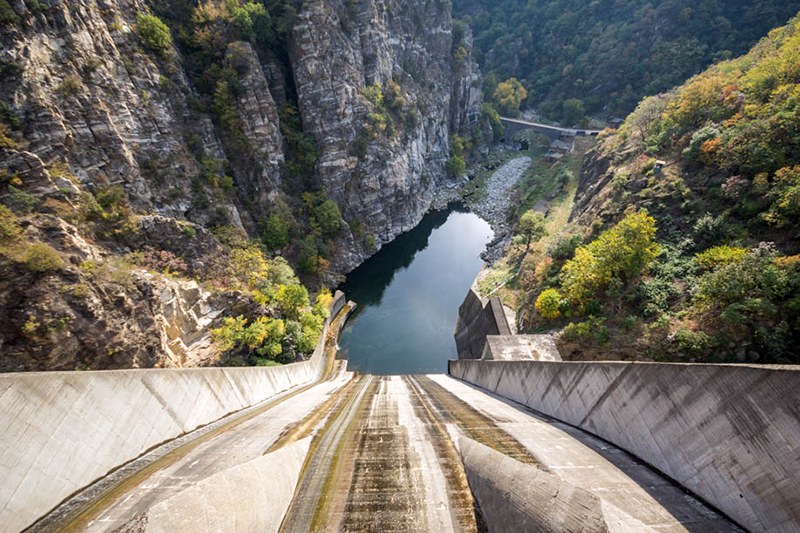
[{"left": 337, "top": 207, "right": 493, "bottom": 374}]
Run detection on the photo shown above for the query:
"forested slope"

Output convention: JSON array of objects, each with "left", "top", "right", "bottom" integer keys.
[
  {"left": 455, "top": 0, "right": 800, "bottom": 120},
  {"left": 514, "top": 14, "right": 800, "bottom": 364}
]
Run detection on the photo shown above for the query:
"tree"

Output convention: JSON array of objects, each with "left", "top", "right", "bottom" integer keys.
[
  {"left": 262, "top": 213, "right": 290, "bottom": 250},
  {"left": 535, "top": 288, "right": 564, "bottom": 319},
  {"left": 314, "top": 199, "right": 342, "bottom": 236},
  {"left": 517, "top": 210, "right": 547, "bottom": 254},
  {"left": 561, "top": 98, "right": 585, "bottom": 126},
  {"left": 446, "top": 155, "right": 466, "bottom": 178},
  {"left": 275, "top": 284, "right": 310, "bottom": 320},
  {"left": 136, "top": 13, "right": 173, "bottom": 57},
  {"left": 493, "top": 78, "right": 528, "bottom": 117},
  {"left": 561, "top": 211, "right": 659, "bottom": 306}
]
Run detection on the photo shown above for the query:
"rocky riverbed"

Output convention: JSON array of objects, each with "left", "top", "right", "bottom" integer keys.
[{"left": 468, "top": 156, "right": 532, "bottom": 262}]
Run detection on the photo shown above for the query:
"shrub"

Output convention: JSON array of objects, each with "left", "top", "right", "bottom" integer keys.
[
  {"left": 673, "top": 328, "right": 714, "bottom": 358},
  {"left": 535, "top": 288, "right": 564, "bottom": 319},
  {"left": 5, "top": 185, "right": 38, "bottom": 214},
  {"left": 561, "top": 316, "right": 609, "bottom": 344},
  {"left": 262, "top": 213, "right": 290, "bottom": 250},
  {"left": 0, "top": 204, "right": 21, "bottom": 241},
  {"left": 56, "top": 75, "right": 82, "bottom": 97},
  {"left": 314, "top": 199, "right": 342, "bottom": 236},
  {"left": 446, "top": 155, "right": 466, "bottom": 178},
  {"left": 136, "top": 13, "right": 173, "bottom": 57},
  {"left": 211, "top": 315, "right": 286, "bottom": 360},
  {"left": 275, "top": 284, "right": 310, "bottom": 320},
  {"left": 694, "top": 245, "right": 747, "bottom": 271},
  {"left": 20, "top": 242, "right": 64, "bottom": 272},
  {"left": 561, "top": 211, "right": 659, "bottom": 306}
]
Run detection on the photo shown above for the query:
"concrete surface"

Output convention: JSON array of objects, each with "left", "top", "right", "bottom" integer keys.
[
  {"left": 0, "top": 293, "right": 346, "bottom": 532},
  {"left": 454, "top": 289, "right": 512, "bottom": 359},
  {"left": 141, "top": 438, "right": 311, "bottom": 533},
  {"left": 480, "top": 334, "right": 561, "bottom": 361},
  {"left": 430, "top": 374, "right": 735, "bottom": 532},
  {"left": 458, "top": 437, "right": 608, "bottom": 533},
  {"left": 448, "top": 360, "right": 800, "bottom": 532}
]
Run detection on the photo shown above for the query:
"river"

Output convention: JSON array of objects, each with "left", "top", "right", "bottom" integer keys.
[{"left": 337, "top": 206, "right": 493, "bottom": 374}]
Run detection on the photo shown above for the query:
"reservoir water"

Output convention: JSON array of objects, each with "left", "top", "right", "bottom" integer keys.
[{"left": 337, "top": 207, "right": 493, "bottom": 374}]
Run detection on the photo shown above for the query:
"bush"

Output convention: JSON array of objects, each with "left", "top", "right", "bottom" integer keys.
[
  {"left": 211, "top": 315, "right": 286, "bottom": 360},
  {"left": 5, "top": 185, "right": 38, "bottom": 214},
  {"left": 275, "top": 284, "right": 310, "bottom": 320},
  {"left": 20, "top": 242, "right": 64, "bottom": 272},
  {"left": 535, "top": 288, "right": 564, "bottom": 319},
  {"left": 673, "top": 328, "right": 714, "bottom": 358},
  {"left": 561, "top": 316, "right": 609, "bottom": 344},
  {"left": 314, "top": 199, "right": 342, "bottom": 236},
  {"left": 446, "top": 155, "right": 466, "bottom": 178},
  {"left": 694, "top": 245, "right": 747, "bottom": 271},
  {"left": 136, "top": 13, "right": 173, "bottom": 57},
  {"left": 262, "top": 213, "right": 290, "bottom": 250},
  {"left": 0, "top": 205, "right": 20, "bottom": 241}
]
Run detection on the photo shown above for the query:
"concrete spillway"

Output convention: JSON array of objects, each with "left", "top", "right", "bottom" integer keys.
[
  {"left": 17, "top": 370, "right": 739, "bottom": 532},
  {"left": 2, "top": 293, "right": 798, "bottom": 531}
]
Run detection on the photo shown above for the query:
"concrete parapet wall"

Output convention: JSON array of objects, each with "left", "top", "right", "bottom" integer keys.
[
  {"left": 481, "top": 335, "right": 562, "bottom": 361},
  {"left": 449, "top": 359, "right": 800, "bottom": 532},
  {"left": 0, "top": 291, "right": 347, "bottom": 532}
]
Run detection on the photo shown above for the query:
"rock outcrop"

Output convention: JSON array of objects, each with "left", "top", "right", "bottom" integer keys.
[{"left": 0, "top": 0, "right": 482, "bottom": 370}]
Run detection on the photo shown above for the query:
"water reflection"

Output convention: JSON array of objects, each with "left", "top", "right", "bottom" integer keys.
[{"left": 338, "top": 207, "right": 493, "bottom": 375}]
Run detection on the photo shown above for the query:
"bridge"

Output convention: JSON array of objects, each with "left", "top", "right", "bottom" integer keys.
[
  {"left": 500, "top": 116, "right": 603, "bottom": 141},
  {"left": 1, "top": 291, "right": 799, "bottom": 532}
]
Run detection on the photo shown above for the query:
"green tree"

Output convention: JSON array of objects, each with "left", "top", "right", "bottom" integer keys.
[
  {"left": 446, "top": 155, "right": 466, "bottom": 178},
  {"left": 516, "top": 210, "right": 547, "bottom": 254},
  {"left": 275, "top": 284, "right": 310, "bottom": 320},
  {"left": 561, "top": 98, "right": 585, "bottom": 126},
  {"left": 262, "top": 213, "right": 290, "bottom": 250},
  {"left": 561, "top": 211, "right": 659, "bottom": 306},
  {"left": 314, "top": 199, "right": 342, "bottom": 236},
  {"left": 493, "top": 78, "right": 528, "bottom": 117},
  {"left": 136, "top": 13, "right": 173, "bottom": 57}
]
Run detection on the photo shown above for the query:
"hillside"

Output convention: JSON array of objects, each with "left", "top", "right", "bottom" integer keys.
[
  {"left": 0, "top": 0, "right": 483, "bottom": 370},
  {"left": 455, "top": 0, "right": 800, "bottom": 121},
  {"left": 499, "top": 14, "right": 800, "bottom": 364}
]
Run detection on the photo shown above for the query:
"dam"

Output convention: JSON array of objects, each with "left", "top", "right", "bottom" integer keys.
[{"left": 1, "top": 210, "right": 799, "bottom": 532}]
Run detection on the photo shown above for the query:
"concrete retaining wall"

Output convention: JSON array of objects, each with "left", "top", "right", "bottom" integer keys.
[
  {"left": 449, "top": 359, "right": 800, "bottom": 532},
  {"left": 0, "top": 292, "right": 346, "bottom": 532},
  {"left": 454, "top": 289, "right": 512, "bottom": 359}
]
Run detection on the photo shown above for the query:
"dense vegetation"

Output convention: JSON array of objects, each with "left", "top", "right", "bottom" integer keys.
[
  {"left": 455, "top": 0, "right": 800, "bottom": 122},
  {"left": 502, "top": 15, "right": 800, "bottom": 364}
]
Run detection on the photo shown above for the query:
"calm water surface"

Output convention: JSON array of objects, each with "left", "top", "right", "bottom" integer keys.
[{"left": 337, "top": 208, "right": 493, "bottom": 374}]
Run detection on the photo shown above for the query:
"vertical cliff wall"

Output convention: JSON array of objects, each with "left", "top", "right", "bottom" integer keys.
[
  {"left": 291, "top": 0, "right": 482, "bottom": 269},
  {"left": 0, "top": 0, "right": 482, "bottom": 369},
  {"left": 1, "top": 0, "right": 482, "bottom": 268}
]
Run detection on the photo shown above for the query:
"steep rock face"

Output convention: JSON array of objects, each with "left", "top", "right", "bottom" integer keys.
[
  {"left": 0, "top": 213, "right": 229, "bottom": 371},
  {"left": 0, "top": 0, "right": 482, "bottom": 369},
  {"left": 291, "top": 0, "right": 482, "bottom": 270}
]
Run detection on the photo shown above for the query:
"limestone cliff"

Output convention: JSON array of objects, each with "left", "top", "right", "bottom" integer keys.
[
  {"left": 291, "top": 0, "right": 482, "bottom": 270},
  {"left": 0, "top": 0, "right": 482, "bottom": 370}
]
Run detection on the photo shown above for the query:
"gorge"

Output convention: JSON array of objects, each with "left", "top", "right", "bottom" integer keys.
[{"left": 2, "top": 1, "right": 800, "bottom": 532}]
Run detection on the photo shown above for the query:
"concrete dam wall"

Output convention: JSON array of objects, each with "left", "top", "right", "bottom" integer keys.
[
  {"left": 0, "top": 293, "right": 346, "bottom": 532},
  {"left": 448, "top": 358, "right": 800, "bottom": 532}
]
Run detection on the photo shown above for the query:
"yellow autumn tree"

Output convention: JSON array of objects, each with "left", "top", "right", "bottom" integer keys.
[{"left": 493, "top": 78, "right": 528, "bottom": 117}]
